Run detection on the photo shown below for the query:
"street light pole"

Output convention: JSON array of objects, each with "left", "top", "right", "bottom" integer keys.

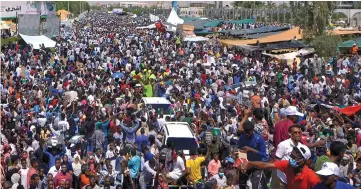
[{"left": 67, "top": 1, "right": 69, "bottom": 19}]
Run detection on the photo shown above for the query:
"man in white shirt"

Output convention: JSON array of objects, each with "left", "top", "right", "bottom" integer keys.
[
  {"left": 166, "top": 151, "right": 185, "bottom": 183},
  {"left": 274, "top": 125, "right": 310, "bottom": 187},
  {"left": 48, "top": 158, "right": 62, "bottom": 178}
]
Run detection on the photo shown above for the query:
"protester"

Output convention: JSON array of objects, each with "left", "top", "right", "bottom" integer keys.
[{"left": 1, "top": 9, "right": 360, "bottom": 189}]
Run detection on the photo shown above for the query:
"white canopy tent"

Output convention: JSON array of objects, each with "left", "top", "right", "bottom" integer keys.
[
  {"left": 19, "top": 34, "right": 56, "bottom": 49},
  {"left": 184, "top": 36, "right": 209, "bottom": 42},
  {"left": 164, "top": 8, "right": 184, "bottom": 32}
]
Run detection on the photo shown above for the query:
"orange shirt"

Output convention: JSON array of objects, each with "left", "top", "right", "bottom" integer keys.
[
  {"left": 274, "top": 160, "right": 320, "bottom": 189},
  {"left": 251, "top": 95, "right": 261, "bottom": 109},
  {"left": 80, "top": 174, "right": 90, "bottom": 188}
]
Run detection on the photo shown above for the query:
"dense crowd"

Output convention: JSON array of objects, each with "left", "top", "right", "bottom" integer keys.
[{"left": 1, "top": 9, "right": 361, "bottom": 189}]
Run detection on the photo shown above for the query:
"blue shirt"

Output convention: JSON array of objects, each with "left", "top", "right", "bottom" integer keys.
[
  {"left": 238, "top": 132, "right": 268, "bottom": 161},
  {"left": 313, "top": 181, "right": 353, "bottom": 189},
  {"left": 136, "top": 134, "right": 149, "bottom": 151},
  {"left": 101, "top": 120, "right": 110, "bottom": 136},
  {"left": 128, "top": 155, "right": 141, "bottom": 179}
]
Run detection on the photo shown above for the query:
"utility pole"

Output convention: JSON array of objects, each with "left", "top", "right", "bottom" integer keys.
[{"left": 67, "top": 1, "right": 69, "bottom": 19}]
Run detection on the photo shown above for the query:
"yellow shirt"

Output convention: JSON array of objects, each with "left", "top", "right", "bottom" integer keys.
[{"left": 186, "top": 156, "right": 205, "bottom": 182}]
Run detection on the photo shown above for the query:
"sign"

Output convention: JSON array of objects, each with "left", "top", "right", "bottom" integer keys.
[{"left": 1, "top": 2, "right": 55, "bottom": 18}]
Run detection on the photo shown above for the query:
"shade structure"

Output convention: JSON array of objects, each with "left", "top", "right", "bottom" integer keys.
[
  {"left": 19, "top": 34, "right": 56, "bottom": 49},
  {"left": 339, "top": 38, "right": 361, "bottom": 48},
  {"left": 166, "top": 8, "right": 184, "bottom": 26}
]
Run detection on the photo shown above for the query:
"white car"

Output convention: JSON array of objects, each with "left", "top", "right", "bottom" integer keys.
[{"left": 162, "top": 122, "right": 199, "bottom": 160}]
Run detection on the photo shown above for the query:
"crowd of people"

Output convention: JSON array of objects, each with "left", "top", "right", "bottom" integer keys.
[{"left": 1, "top": 9, "right": 361, "bottom": 189}]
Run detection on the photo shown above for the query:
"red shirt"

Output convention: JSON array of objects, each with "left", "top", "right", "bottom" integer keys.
[
  {"left": 273, "top": 119, "right": 294, "bottom": 148},
  {"left": 54, "top": 172, "right": 73, "bottom": 187},
  {"left": 274, "top": 160, "right": 320, "bottom": 189}
]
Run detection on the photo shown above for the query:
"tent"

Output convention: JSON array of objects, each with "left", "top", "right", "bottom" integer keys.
[
  {"left": 222, "top": 26, "right": 290, "bottom": 36},
  {"left": 262, "top": 48, "right": 315, "bottom": 66},
  {"left": 19, "top": 34, "right": 56, "bottom": 49},
  {"left": 184, "top": 20, "right": 208, "bottom": 31},
  {"left": 204, "top": 20, "right": 222, "bottom": 28},
  {"left": 166, "top": 8, "right": 184, "bottom": 26},
  {"left": 338, "top": 38, "right": 361, "bottom": 48},
  {"left": 229, "top": 19, "right": 255, "bottom": 24},
  {"left": 57, "top": 10, "right": 70, "bottom": 22},
  {"left": 184, "top": 36, "right": 209, "bottom": 42}
]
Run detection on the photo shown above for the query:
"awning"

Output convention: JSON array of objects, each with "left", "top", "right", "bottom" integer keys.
[
  {"left": 228, "top": 19, "right": 255, "bottom": 24},
  {"left": 260, "top": 40, "right": 308, "bottom": 51},
  {"left": 222, "top": 26, "right": 290, "bottom": 36},
  {"left": 221, "top": 27, "right": 303, "bottom": 47},
  {"left": 339, "top": 38, "right": 361, "bottom": 48},
  {"left": 19, "top": 34, "right": 56, "bottom": 49},
  {"left": 204, "top": 20, "right": 222, "bottom": 28}
]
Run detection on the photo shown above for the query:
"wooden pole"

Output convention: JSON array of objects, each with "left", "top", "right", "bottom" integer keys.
[{"left": 15, "top": 11, "right": 18, "bottom": 35}]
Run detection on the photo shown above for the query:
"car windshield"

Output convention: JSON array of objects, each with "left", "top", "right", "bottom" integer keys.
[
  {"left": 167, "top": 137, "right": 198, "bottom": 151},
  {"left": 147, "top": 104, "right": 171, "bottom": 115}
]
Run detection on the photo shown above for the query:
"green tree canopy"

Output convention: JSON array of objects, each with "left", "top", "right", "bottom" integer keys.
[
  {"left": 55, "top": 1, "right": 90, "bottom": 16},
  {"left": 232, "top": 1, "right": 265, "bottom": 9}
]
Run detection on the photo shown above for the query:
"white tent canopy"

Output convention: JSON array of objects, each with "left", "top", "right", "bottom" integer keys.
[
  {"left": 184, "top": 36, "right": 209, "bottom": 42},
  {"left": 150, "top": 14, "right": 159, "bottom": 22},
  {"left": 19, "top": 34, "right": 56, "bottom": 49},
  {"left": 166, "top": 8, "right": 184, "bottom": 26}
]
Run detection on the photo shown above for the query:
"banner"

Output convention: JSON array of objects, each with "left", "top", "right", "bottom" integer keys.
[
  {"left": 43, "top": 14, "right": 60, "bottom": 38},
  {"left": 150, "top": 14, "right": 159, "bottom": 22},
  {"left": 334, "top": 104, "right": 361, "bottom": 116},
  {"left": 1, "top": 1, "right": 55, "bottom": 18},
  {"left": 18, "top": 14, "right": 40, "bottom": 36}
]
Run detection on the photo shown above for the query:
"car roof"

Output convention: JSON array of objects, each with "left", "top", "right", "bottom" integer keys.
[
  {"left": 164, "top": 122, "right": 194, "bottom": 138},
  {"left": 142, "top": 97, "right": 171, "bottom": 104}
]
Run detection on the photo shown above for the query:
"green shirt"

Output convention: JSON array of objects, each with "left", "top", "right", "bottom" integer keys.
[
  {"left": 314, "top": 155, "right": 331, "bottom": 172},
  {"left": 144, "top": 84, "right": 153, "bottom": 97}
]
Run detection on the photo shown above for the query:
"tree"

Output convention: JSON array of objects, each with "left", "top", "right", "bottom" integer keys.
[
  {"left": 232, "top": 1, "right": 265, "bottom": 9},
  {"left": 279, "top": 2, "right": 289, "bottom": 9},
  {"left": 310, "top": 33, "right": 342, "bottom": 58},
  {"left": 266, "top": 2, "right": 277, "bottom": 9},
  {"left": 55, "top": 1, "right": 90, "bottom": 16}
]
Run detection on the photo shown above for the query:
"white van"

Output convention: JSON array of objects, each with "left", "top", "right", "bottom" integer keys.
[
  {"left": 141, "top": 97, "right": 173, "bottom": 120},
  {"left": 162, "top": 122, "right": 199, "bottom": 160}
]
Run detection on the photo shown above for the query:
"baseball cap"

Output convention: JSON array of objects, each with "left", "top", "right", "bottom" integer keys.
[
  {"left": 316, "top": 162, "right": 340, "bottom": 176},
  {"left": 285, "top": 106, "right": 304, "bottom": 117},
  {"left": 295, "top": 146, "right": 311, "bottom": 160}
]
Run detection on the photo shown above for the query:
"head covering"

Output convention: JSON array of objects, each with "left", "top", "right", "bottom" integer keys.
[
  {"left": 285, "top": 106, "right": 304, "bottom": 117},
  {"left": 11, "top": 173, "right": 20, "bottom": 184},
  {"left": 316, "top": 162, "right": 340, "bottom": 176}
]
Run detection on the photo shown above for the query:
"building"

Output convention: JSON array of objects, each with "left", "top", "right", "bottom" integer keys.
[
  {"left": 214, "top": 1, "right": 234, "bottom": 9},
  {"left": 179, "top": 7, "right": 206, "bottom": 17}
]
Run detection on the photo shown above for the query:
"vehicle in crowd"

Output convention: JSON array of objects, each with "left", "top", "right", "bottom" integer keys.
[
  {"left": 142, "top": 97, "right": 173, "bottom": 119},
  {"left": 162, "top": 122, "right": 199, "bottom": 160}
]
